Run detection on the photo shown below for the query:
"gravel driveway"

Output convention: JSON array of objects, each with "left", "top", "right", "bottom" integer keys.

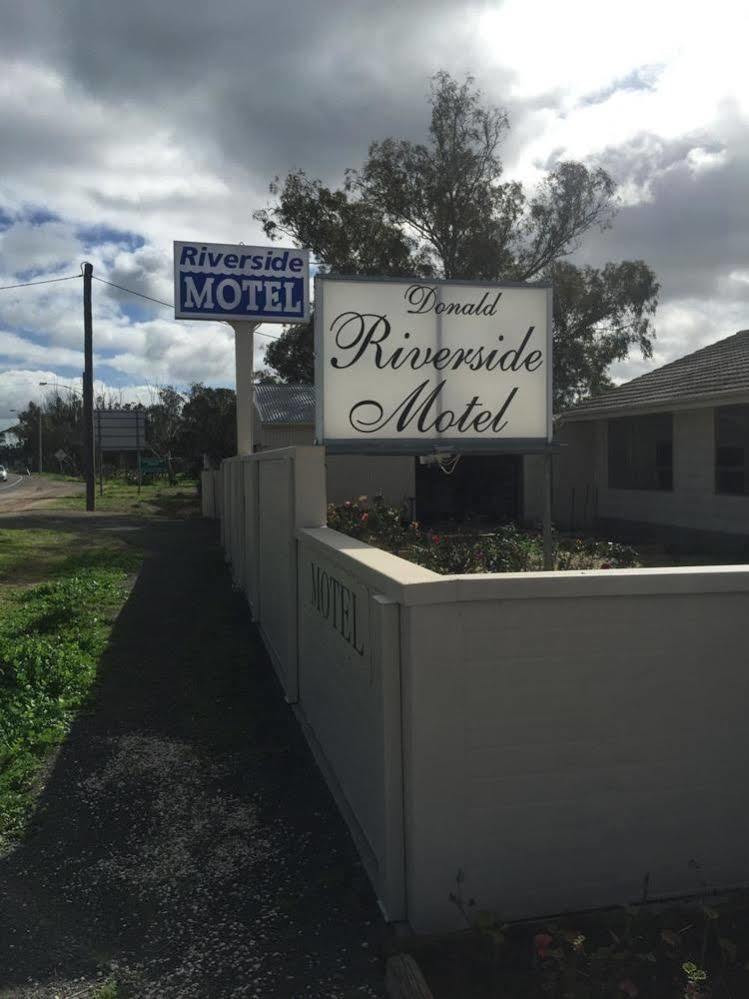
[{"left": 0, "top": 514, "right": 386, "bottom": 998}]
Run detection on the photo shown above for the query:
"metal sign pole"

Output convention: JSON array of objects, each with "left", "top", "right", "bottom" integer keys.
[
  {"left": 137, "top": 411, "right": 142, "bottom": 494},
  {"left": 232, "top": 321, "right": 259, "bottom": 456},
  {"left": 98, "top": 410, "right": 103, "bottom": 497},
  {"left": 543, "top": 449, "right": 553, "bottom": 570}
]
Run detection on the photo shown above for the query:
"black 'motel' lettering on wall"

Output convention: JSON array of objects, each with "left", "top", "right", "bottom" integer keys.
[{"left": 310, "top": 561, "right": 365, "bottom": 656}]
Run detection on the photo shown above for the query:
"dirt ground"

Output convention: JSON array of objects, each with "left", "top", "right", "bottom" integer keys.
[
  {"left": 0, "top": 474, "right": 84, "bottom": 513},
  {"left": 0, "top": 511, "right": 386, "bottom": 998}
]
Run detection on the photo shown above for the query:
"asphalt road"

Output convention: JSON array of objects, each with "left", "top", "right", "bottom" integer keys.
[
  {"left": 0, "top": 473, "right": 24, "bottom": 493},
  {"left": 0, "top": 474, "right": 84, "bottom": 512}
]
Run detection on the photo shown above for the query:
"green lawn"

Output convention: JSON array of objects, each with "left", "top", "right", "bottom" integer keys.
[
  {"left": 44, "top": 475, "right": 200, "bottom": 517},
  {"left": 0, "top": 527, "right": 142, "bottom": 849}
]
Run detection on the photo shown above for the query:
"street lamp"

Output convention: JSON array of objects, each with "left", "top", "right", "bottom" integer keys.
[{"left": 39, "top": 380, "right": 79, "bottom": 396}]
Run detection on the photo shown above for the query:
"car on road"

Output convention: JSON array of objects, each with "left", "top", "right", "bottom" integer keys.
[{"left": 0, "top": 465, "right": 7, "bottom": 482}]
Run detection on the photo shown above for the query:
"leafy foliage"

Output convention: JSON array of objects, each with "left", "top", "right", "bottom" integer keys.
[
  {"left": 327, "top": 495, "right": 638, "bottom": 573},
  {"left": 262, "top": 318, "right": 315, "bottom": 385},
  {"left": 12, "top": 383, "right": 245, "bottom": 477},
  {"left": 553, "top": 260, "right": 660, "bottom": 409},
  {"left": 175, "top": 382, "right": 236, "bottom": 471},
  {"left": 255, "top": 71, "right": 659, "bottom": 404},
  {"left": 431, "top": 873, "right": 748, "bottom": 998}
]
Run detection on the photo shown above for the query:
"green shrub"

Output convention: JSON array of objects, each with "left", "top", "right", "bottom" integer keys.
[{"left": 327, "top": 497, "right": 639, "bottom": 574}]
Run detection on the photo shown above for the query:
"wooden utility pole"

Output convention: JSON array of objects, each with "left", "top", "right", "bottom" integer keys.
[{"left": 82, "top": 262, "right": 95, "bottom": 511}]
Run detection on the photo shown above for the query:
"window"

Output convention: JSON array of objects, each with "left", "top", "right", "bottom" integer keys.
[
  {"left": 608, "top": 413, "right": 673, "bottom": 491},
  {"left": 715, "top": 404, "right": 749, "bottom": 495}
]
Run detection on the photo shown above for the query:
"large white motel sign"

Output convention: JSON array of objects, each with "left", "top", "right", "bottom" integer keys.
[{"left": 315, "top": 275, "right": 552, "bottom": 451}]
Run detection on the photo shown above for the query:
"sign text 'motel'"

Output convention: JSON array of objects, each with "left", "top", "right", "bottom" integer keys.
[
  {"left": 173, "top": 241, "right": 310, "bottom": 323},
  {"left": 310, "top": 561, "right": 364, "bottom": 656}
]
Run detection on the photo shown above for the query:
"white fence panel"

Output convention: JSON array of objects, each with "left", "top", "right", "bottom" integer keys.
[
  {"left": 297, "top": 530, "right": 409, "bottom": 920},
  {"left": 214, "top": 445, "right": 749, "bottom": 936},
  {"left": 218, "top": 448, "right": 326, "bottom": 702},
  {"left": 400, "top": 571, "right": 749, "bottom": 931}
]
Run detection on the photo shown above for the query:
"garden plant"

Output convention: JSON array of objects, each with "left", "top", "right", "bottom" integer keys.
[{"left": 328, "top": 495, "right": 639, "bottom": 574}]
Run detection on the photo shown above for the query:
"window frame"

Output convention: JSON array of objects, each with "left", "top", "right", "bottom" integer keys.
[
  {"left": 607, "top": 412, "right": 674, "bottom": 493},
  {"left": 714, "top": 403, "right": 749, "bottom": 497}
]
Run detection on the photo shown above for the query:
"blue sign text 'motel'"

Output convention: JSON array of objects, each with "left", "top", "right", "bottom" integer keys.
[{"left": 173, "top": 241, "right": 310, "bottom": 323}]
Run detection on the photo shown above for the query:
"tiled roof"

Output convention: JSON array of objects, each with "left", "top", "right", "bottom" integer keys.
[
  {"left": 563, "top": 329, "right": 749, "bottom": 420},
  {"left": 253, "top": 383, "right": 315, "bottom": 425}
]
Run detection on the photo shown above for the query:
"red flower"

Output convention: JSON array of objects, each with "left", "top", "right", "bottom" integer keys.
[
  {"left": 361, "top": 512, "right": 369, "bottom": 522},
  {"left": 432, "top": 534, "right": 441, "bottom": 544},
  {"left": 619, "top": 980, "right": 639, "bottom": 998},
  {"left": 534, "top": 932, "right": 553, "bottom": 960}
]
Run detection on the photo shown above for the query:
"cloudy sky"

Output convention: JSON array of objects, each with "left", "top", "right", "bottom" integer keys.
[{"left": 1, "top": 0, "right": 747, "bottom": 430}]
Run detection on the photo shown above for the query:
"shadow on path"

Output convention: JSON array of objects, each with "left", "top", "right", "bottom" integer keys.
[{"left": 0, "top": 516, "right": 385, "bottom": 998}]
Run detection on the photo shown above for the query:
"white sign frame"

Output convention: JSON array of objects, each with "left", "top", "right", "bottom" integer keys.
[
  {"left": 173, "top": 240, "right": 310, "bottom": 324},
  {"left": 314, "top": 274, "right": 553, "bottom": 454}
]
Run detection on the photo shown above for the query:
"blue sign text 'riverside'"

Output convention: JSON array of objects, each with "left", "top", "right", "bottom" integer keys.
[{"left": 173, "top": 241, "right": 310, "bottom": 323}]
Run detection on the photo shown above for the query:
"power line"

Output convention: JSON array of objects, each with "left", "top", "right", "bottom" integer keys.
[
  {"left": 90, "top": 273, "right": 283, "bottom": 338},
  {"left": 0, "top": 267, "right": 287, "bottom": 340},
  {"left": 92, "top": 274, "right": 174, "bottom": 309},
  {"left": 0, "top": 273, "right": 81, "bottom": 292}
]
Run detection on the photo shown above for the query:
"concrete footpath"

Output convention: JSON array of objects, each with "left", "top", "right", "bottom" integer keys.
[{"left": 0, "top": 514, "right": 386, "bottom": 998}]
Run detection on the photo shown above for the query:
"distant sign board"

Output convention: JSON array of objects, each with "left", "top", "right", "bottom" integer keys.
[
  {"left": 315, "top": 276, "right": 552, "bottom": 452},
  {"left": 140, "top": 456, "right": 167, "bottom": 472},
  {"left": 95, "top": 410, "right": 146, "bottom": 452},
  {"left": 173, "top": 241, "right": 310, "bottom": 323}
]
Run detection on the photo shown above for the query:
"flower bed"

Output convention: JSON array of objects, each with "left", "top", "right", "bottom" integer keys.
[
  {"left": 327, "top": 496, "right": 639, "bottom": 574},
  {"left": 404, "top": 884, "right": 749, "bottom": 999}
]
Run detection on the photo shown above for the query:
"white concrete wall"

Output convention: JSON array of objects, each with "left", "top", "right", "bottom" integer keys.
[
  {"left": 297, "top": 529, "right": 414, "bottom": 920},
  {"left": 557, "top": 408, "right": 749, "bottom": 536},
  {"left": 222, "top": 448, "right": 327, "bottom": 701},
  {"left": 552, "top": 422, "right": 599, "bottom": 529},
  {"left": 522, "top": 455, "right": 546, "bottom": 526},
  {"left": 399, "top": 568, "right": 749, "bottom": 930},
  {"left": 256, "top": 424, "right": 314, "bottom": 450},
  {"left": 200, "top": 469, "right": 219, "bottom": 518},
  {"left": 326, "top": 454, "right": 415, "bottom": 507},
  {"left": 255, "top": 423, "right": 415, "bottom": 507},
  {"left": 218, "top": 445, "right": 749, "bottom": 935}
]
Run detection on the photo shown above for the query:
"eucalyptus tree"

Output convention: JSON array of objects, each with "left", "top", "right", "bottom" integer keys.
[{"left": 254, "top": 72, "right": 658, "bottom": 407}]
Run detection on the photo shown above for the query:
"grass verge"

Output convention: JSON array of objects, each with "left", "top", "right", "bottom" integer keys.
[
  {"left": 43, "top": 476, "right": 199, "bottom": 518},
  {"left": 0, "top": 528, "right": 141, "bottom": 849}
]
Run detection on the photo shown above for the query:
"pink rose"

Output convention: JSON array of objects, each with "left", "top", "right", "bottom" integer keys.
[
  {"left": 534, "top": 932, "right": 553, "bottom": 960},
  {"left": 619, "top": 980, "right": 639, "bottom": 998}
]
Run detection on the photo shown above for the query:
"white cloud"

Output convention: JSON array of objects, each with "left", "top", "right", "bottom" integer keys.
[{"left": 0, "top": 0, "right": 746, "bottom": 402}]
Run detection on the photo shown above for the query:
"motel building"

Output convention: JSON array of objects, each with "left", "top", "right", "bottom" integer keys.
[
  {"left": 552, "top": 328, "right": 749, "bottom": 550},
  {"left": 252, "top": 382, "right": 545, "bottom": 525},
  {"left": 250, "top": 328, "right": 749, "bottom": 547}
]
